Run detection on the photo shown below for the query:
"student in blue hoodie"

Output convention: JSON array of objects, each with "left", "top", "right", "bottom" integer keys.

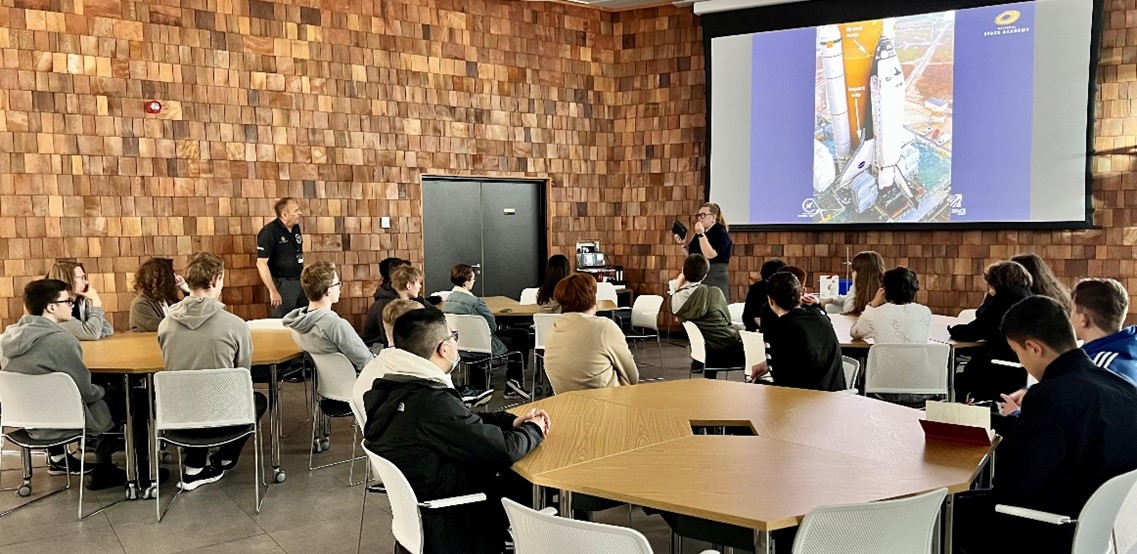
[{"left": 1071, "top": 278, "right": 1137, "bottom": 384}]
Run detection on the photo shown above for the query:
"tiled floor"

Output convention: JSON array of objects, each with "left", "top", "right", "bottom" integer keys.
[{"left": 0, "top": 337, "right": 733, "bottom": 554}]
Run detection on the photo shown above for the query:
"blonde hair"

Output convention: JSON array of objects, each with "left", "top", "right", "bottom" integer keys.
[
  {"left": 391, "top": 265, "right": 423, "bottom": 292},
  {"left": 300, "top": 260, "right": 337, "bottom": 301},
  {"left": 382, "top": 299, "right": 425, "bottom": 347},
  {"left": 46, "top": 260, "right": 84, "bottom": 292},
  {"left": 184, "top": 252, "right": 225, "bottom": 290},
  {"left": 701, "top": 202, "right": 728, "bottom": 230}
]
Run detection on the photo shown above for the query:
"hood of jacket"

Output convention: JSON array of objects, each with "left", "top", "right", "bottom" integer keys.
[
  {"left": 376, "top": 347, "right": 455, "bottom": 389},
  {"left": 282, "top": 306, "right": 338, "bottom": 334},
  {"left": 373, "top": 284, "right": 397, "bottom": 301},
  {"left": 0, "top": 315, "right": 68, "bottom": 358},
  {"left": 165, "top": 296, "right": 227, "bottom": 330}
]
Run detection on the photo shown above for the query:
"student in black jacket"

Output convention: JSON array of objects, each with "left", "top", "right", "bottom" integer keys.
[
  {"left": 362, "top": 309, "right": 549, "bottom": 554},
  {"left": 949, "top": 261, "right": 1033, "bottom": 401},
  {"left": 750, "top": 272, "right": 845, "bottom": 391},
  {"left": 741, "top": 258, "right": 786, "bottom": 332},
  {"left": 954, "top": 296, "right": 1137, "bottom": 553}
]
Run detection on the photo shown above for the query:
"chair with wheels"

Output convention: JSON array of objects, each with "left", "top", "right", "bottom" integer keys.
[
  {"left": 151, "top": 368, "right": 265, "bottom": 521},
  {"left": 996, "top": 468, "right": 1137, "bottom": 554},
  {"left": 307, "top": 352, "right": 366, "bottom": 485},
  {"left": 682, "top": 322, "right": 746, "bottom": 380},
  {"left": 0, "top": 372, "right": 92, "bottom": 519},
  {"left": 792, "top": 488, "right": 947, "bottom": 553},
  {"left": 502, "top": 498, "right": 720, "bottom": 554},
  {"left": 624, "top": 295, "right": 665, "bottom": 368},
  {"left": 363, "top": 443, "right": 486, "bottom": 554}
]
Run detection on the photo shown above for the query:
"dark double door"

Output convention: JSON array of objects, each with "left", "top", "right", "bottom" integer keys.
[{"left": 422, "top": 177, "right": 546, "bottom": 299}]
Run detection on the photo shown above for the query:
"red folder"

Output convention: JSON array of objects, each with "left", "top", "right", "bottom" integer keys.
[{"left": 919, "top": 419, "right": 994, "bottom": 446}]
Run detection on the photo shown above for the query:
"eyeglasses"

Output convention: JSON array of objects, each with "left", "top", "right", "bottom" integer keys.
[
  {"left": 329, "top": 280, "right": 342, "bottom": 288},
  {"left": 695, "top": 213, "right": 713, "bottom": 219},
  {"left": 437, "top": 330, "right": 459, "bottom": 350},
  {"left": 76, "top": 273, "right": 89, "bottom": 280},
  {"left": 50, "top": 298, "right": 75, "bottom": 306}
]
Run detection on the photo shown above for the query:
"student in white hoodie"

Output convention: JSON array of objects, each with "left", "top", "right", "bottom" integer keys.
[{"left": 283, "top": 261, "right": 374, "bottom": 370}]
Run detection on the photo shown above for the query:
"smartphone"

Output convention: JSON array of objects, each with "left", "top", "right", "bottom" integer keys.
[{"left": 672, "top": 220, "right": 688, "bottom": 240}]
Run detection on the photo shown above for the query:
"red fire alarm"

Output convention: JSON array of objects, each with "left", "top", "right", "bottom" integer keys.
[{"left": 145, "top": 100, "right": 162, "bottom": 114}]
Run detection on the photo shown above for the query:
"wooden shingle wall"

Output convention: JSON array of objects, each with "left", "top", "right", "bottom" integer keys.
[{"left": 0, "top": 0, "right": 1133, "bottom": 329}]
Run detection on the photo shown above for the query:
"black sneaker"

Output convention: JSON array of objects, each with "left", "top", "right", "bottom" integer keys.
[
  {"left": 47, "top": 453, "right": 91, "bottom": 475},
  {"left": 178, "top": 465, "right": 224, "bottom": 491},
  {"left": 504, "top": 379, "right": 531, "bottom": 400},
  {"left": 460, "top": 388, "right": 493, "bottom": 405},
  {"left": 87, "top": 464, "right": 127, "bottom": 491}
]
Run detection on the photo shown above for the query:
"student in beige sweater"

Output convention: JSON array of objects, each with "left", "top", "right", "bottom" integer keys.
[{"left": 542, "top": 274, "right": 638, "bottom": 393}]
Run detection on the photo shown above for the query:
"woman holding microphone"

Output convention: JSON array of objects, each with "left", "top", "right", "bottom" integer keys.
[{"left": 674, "top": 202, "right": 734, "bottom": 301}]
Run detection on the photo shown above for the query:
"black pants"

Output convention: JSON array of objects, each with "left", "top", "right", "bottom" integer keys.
[
  {"left": 467, "top": 328, "right": 530, "bottom": 389},
  {"left": 701, "top": 340, "right": 746, "bottom": 380},
  {"left": 183, "top": 393, "right": 268, "bottom": 469},
  {"left": 51, "top": 376, "right": 139, "bottom": 467},
  {"left": 270, "top": 277, "right": 308, "bottom": 318}
]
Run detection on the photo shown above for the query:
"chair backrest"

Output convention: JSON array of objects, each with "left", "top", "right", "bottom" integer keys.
[
  {"left": 727, "top": 303, "right": 745, "bottom": 327},
  {"left": 841, "top": 356, "right": 861, "bottom": 391},
  {"left": 520, "top": 288, "right": 539, "bottom": 305},
  {"left": 631, "top": 295, "right": 664, "bottom": 330},
  {"left": 864, "top": 343, "right": 952, "bottom": 395},
  {"left": 957, "top": 309, "right": 977, "bottom": 323},
  {"left": 364, "top": 445, "right": 425, "bottom": 554},
  {"left": 793, "top": 488, "right": 947, "bottom": 554},
  {"left": 1073, "top": 468, "right": 1137, "bottom": 554},
  {"left": 309, "top": 352, "right": 357, "bottom": 403},
  {"left": 533, "top": 313, "right": 561, "bottom": 351},
  {"left": 596, "top": 282, "right": 619, "bottom": 304},
  {"left": 740, "top": 331, "right": 765, "bottom": 373},
  {"left": 153, "top": 368, "right": 256, "bottom": 432},
  {"left": 445, "top": 314, "right": 494, "bottom": 355},
  {"left": 502, "top": 498, "right": 653, "bottom": 554},
  {"left": 245, "top": 318, "right": 285, "bottom": 329},
  {"left": 682, "top": 321, "right": 707, "bottom": 364},
  {"left": 0, "top": 372, "right": 85, "bottom": 430},
  {"left": 431, "top": 291, "right": 452, "bottom": 301},
  {"left": 352, "top": 362, "right": 384, "bottom": 426}
]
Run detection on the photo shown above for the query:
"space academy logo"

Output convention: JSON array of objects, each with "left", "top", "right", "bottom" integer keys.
[{"left": 984, "top": 9, "right": 1031, "bottom": 37}]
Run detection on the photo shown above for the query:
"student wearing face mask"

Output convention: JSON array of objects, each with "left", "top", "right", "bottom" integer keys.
[{"left": 363, "top": 309, "right": 549, "bottom": 554}]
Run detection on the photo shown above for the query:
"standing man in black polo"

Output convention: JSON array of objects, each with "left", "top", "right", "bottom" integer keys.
[{"left": 256, "top": 197, "right": 307, "bottom": 318}]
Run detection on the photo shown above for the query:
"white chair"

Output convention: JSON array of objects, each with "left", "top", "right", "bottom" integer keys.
[
  {"left": 727, "top": 302, "right": 746, "bottom": 330},
  {"left": 683, "top": 322, "right": 745, "bottom": 380},
  {"left": 996, "top": 468, "right": 1137, "bottom": 554},
  {"left": 864, "top": 343, "right": 952, "bottom": 398},
  {"left": 841, "top": 355, "right": 861, "bottom": 394},
  {"left": 792, "top": 488, "right": 947, "bottom": 553},
  {"left": 363, "top": 443, "right": 486, "bottom": 554},
  {"left": 307, "top": 352, "right": 366, "bottom": 485},
  {"left": 595, "top": 282, "right": 620, "bottom": 305},
  {"left": 152, "top": 368, "right": 265, "bottom": 521},
  {"left": 0, "top": 372, "right": 91, "bottom": 519},
  {"left": 444, "top": 314, "right": 524, "bottom": 393},
  {"left": 625, "top": 295, "right": 665, "bottom": 368},
  {"left": 431, "top": 291, "right": 452, "bottom": 301},
  {"left": 502, "top": 498, "right": 721, "bottom": 554},
  {"left": 245, "top": 318, "right": 285, "bottom": 329},
  {"left": 740, "top": 330, "right": 766, "bottom": 383},
  {"left": 957, "top": 308, "right": 978, "bottom": 323},
  {"left": 532, "top": 313, "right": 561, "bottom": 395},
  {"left": 519, "top": 288, "right": 539, "bottom": 305}
]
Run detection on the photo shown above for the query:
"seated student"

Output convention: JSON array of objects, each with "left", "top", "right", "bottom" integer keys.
[
  {"left": 756, "top": 265, "right": 813, "bottom": 335},
  {"left": 361, "top": 257, "right": 410, "bottom": 348},
  {"left": 130, "top": 258, "right": 190, "bottom": 332},
  {"left": 443, "top": 263, "right": 531, "bottom": 399},
  {"left": 850, "top": 267, "right": 931, "bottom": 343},
  {"left": 363, "top": 309, "right": 548, "bottom": 554},
  {"left": 283, "top": 261, "right": 375, "bottom": 371},
  {"left": 535, "top": 254, "right": 571, "bottom": 314},
  {"left": 749, "top": 272, "right": 846, "bottom": 391},
  {"left": 543, "top": 274, "right": 639, "bottom": 393},
  {"left": 949, "top": 261, "right": 1033, "bottom": 401},
  {"left": 354, "top": 300, "right": 425, "bottom": 416},
  {"left": 820, "top": 250, "right": 885, "bottom": 315},
  {"left": 954, "top": 296, "right": 1137, "bottom": 554},
  {"left": 1071, "top": 278, "right": 1137, "bottom": 384},
  {"left": 157, "top": 252, "right": 268, "bottom": 491},
  {"left": 46, "top": 260, "right": 113, "bottom": 340},
  {"left": 1011, "top": 253, "right": 1073, "bottom": 312},
  {"left": 671, "top": 254, "right": 745, "bottom": 379},
  {"left": 741, "top": 258, "right": 786, "bottom": 332},
  {"left": 1, "top": 279, "right": 126, "bottom": 488}
]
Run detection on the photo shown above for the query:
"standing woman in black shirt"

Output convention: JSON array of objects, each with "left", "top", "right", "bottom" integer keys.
[{"left": 674, "top": 203, "right": 734, "bottom": 301}]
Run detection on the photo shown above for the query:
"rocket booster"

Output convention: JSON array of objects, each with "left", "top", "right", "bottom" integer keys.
[{"left": 819, "top": 25, "right": 851, "bottom": 160}]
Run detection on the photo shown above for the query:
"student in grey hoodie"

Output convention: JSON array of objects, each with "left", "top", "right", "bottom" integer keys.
[
  {"left": 283, "top": 261, "right": 375, "bottom": 370},
  {"left": 157, "top": 252, "right": 267, "bottom": 491},
  {"left": 46, "top": 260, "right": 114, "bottom": 341},
  {"left": 1, "top": 279, "right": 125, "bottom": 488}
]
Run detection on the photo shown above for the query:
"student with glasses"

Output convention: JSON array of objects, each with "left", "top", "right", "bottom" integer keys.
[
  {"left": 673, "top": 202, "right": 734, "bottom": 301},
  {"left": 283, "top": 260, "right": 375, "bottom": 371},
  {"left": 363, "top": 308, "right": 549, "bottom": 554},
  {"left": 45, "top": 260, "right": 114, "bottom": 340}
]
